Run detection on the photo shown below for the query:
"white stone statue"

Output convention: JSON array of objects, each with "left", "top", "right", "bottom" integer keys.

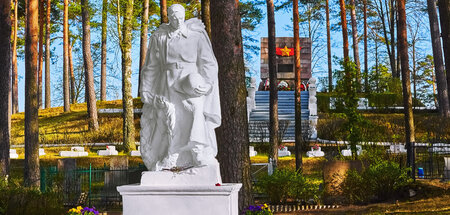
[
  {"left": 308, "top": 77, "right": 317, "bottom": 116},
  {"left": 308, "top": 77, "right": 318, "bottom": 139},
  {"left": 139, "top": 4, "right": 221, "bottom": 171}
]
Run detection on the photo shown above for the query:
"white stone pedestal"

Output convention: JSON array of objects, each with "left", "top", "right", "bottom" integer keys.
[{"left": 117, "top": 183, "right": 242, "bottom": 215}]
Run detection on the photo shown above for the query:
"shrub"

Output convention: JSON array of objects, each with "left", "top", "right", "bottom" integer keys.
[
  {"left": 340, "top": 160, "right": 412, "bottom": 204},
  {"left": 0, "top": 179, "right": 65, "bottom": 215},
  {"left": 365, "top": 161, "right": 411, "bottom": 200},
  {"left": 255, "top": 169, "right": 319, "bottom": 204}
]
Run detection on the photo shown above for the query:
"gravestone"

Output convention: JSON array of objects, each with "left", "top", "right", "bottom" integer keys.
[
  {"left": 323, "top": 160, "right": 363, "bottom": 204},
  {"left": 58, "top": 158, "right": 79, "bottom": 203},
  {"left": 110, "top": 156, "right": 128, "bottom": 170},
  {"left": 105, "top": 156, "right": 129, "bottom": 201},
  {"left": 57, "top": 158, "right": 76, "bottom": 171}
]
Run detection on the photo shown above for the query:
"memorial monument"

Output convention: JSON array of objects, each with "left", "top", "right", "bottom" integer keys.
[{"left": 117, "top": 5, "right": 241, "bottom": 215}]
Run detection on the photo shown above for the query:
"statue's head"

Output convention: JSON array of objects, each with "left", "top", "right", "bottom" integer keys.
[{"left": 168, "top": 4, "right": 185, "bottom": 30}]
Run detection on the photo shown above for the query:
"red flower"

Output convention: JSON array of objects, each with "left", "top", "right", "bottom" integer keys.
[{"left": 215, "top": 183, "right": 221, "bottom": 186}]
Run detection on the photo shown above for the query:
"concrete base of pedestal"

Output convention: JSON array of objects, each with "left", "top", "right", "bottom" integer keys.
[{"left": 117, "top": 183, "right": 242, "bottom": 215}]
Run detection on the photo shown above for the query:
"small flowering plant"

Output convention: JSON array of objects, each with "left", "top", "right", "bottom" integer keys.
[
  {"left": 67, "top": 206, "right": 99, "bottom": 215},
  {"left": 278, "top": 145, "right": 285, "bottom": 150},
  {"left": 313, "top": 144, "right": 319, "bottom": 151},
  {"left": 242, "top": 204, "right": 272, "bottom": 215}
]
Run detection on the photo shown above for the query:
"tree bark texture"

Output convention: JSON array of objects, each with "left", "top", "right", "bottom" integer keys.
[
  {"left": 397, "top": 0, "right": 415, "bottom": 178},
  {"left": 63, "top": 0, "right": 70, "bottom": 112},
  {"left": 160, "top": 0, "right": 168, "bottom": 24},
  {"left": 0, "top": 0, "right": 11, "bottom": 177},
  {"left": 326, "top": 0, "right": 332, "bottom": 92},
  {"left": 412, "top": 43, "right": 416, "bottom": 106},
  {"left": 81, "top": 0, "right": 99, "bottom": 131},
  {"left": 427, "top": 0, "right": 450, "bottom": 117},
  {"left": 390, "top": 0, "right": 398, "bottom": 78},
  {"left": 438, "top": 0, "right": 450, "bottom": 102},
  {"left": 121, "top": 0, "right": 136, "bottom": 152},
  {"left": 210, "top": 0, "right": 253, "bottom": 211},
  {"left": 350, "top": 0, "right": 361, "bottom": 85},
  {"left": 364, "top": 0, "right": 368, "bottom": 92},
  {"left": 432, "top": 67, "right": 438, "bottom": 108},
  {"left": 12, "top": 0, "right": 18, "bottom": 114},
  {"left": 69, "top": 41, "right": 76, "bottom": 103},
  {"left": 293, "top": 0, "right": 302, "bottom": 171},
  {"left": 201, "top": 0, "right": 211, "bottom": 37},
  {"left": 25, "top": 0, "right": 40, "bottom": 187},
  {"left": 38, "top": 0, "right": 43, "bottom": 109},
  {"left": 100, "top": 0, "right": 107, "bottom": 101},
  {"left": 339, "top": 0, "right": 349, "bottom": 61},
  {"left": 427, "top": 0, "right": 449, "bottom": 116},
  {"left": 44, "top": 0, "right": 50, "bottom": 108},
  {"left": 138, "top": 0, "right": 149, "bottom": 98},
  {"left": 266, "top": 0, "right": 279, "bottom": 168}
]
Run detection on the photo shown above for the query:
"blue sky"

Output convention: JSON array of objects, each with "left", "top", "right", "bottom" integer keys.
[{"left": 15, "top": 2, "right": 433, "bottom": 112}]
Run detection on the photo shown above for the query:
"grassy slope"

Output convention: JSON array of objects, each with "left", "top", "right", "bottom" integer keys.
[
  {"left": 11, "top": 100, "right": 449, "bottom": 146},
  {"left": 11, "top": 99, "right": 143, "bottom": 146}
]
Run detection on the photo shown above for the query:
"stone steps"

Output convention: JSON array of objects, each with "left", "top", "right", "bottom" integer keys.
[{"left": 249, "top": 91, "right": 311, "bottom": 142}]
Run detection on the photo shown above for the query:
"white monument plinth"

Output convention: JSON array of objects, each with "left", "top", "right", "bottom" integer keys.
[
  {"left": 97, "top": 145, "right": 119, "bottom": 156},
  {"left": 118, "top": 183, "right": 241, "bottom": 215},
  {"left": 59, "top": 146, "right": 89, "bottom": 157},
  {"left": 39, "top": 148, "right": 46, "bottom": 156},
  {"left": 341, "top": 145, "right": 363, "bottom": 157},
  {"left": 9, "top": 149, "right": 18, "bottom": 159},
  {"left": 249, "top": 146, "right": 257, "bottom": 157},
  {"left": 118, "top": 164, "right": 241, "bottom": 215},
  {"left": 306, "top": 146, "right": 325, "bottom": 157},
  {"left": 130, "top": 146, "right": 141, "bottom": 157},
  {"left": 278, "top": 146, "right": 291, "bottom": 157}
]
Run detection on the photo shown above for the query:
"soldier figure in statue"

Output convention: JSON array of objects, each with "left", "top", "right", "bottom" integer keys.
[{"left": 139, "top": 4, "right": 221, "bottom": 171}]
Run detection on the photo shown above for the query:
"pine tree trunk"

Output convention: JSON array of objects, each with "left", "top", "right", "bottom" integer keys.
[
  {"left": 377, "top": 0, "right": 395, "bottom": 77},
  {"left": 364, "top": 0, "right": 368, "bottom": 92},
  {"left": 428, "top": 0, "right": 450, "bottom": 116},
  {"left": 397, "top": 0, "right": 415, "bottom": 178},
  {"left": 431, "top": 67, "right": 438, "bottom": 108},
  {"left": 412, "top": 42, "right": 416, "bottom": 107},
  {"left": 0, "top": 0, "right": 11, "bottom": 177},
  {"left": 160, "top": 0, "right": 167, "bottom": 24},
  {"left": 38, "top": 0, "right": 43, "bottom": 109},
  {"left": 350, "top": 0, "right": 361, "bottom": 86},
  {"left": 116, "top": 0, "right": 122, "bottom": 43},
  {"left": 81, "top": 0, "right": 99, "bottom": 131},
  {"left": 210, "top": 0, "right": 253, "bottom": 210},
  {"left": 339, "top": 0, "right": 349, "bottom": 61},
  {"left": 201, "top": 0, "right": 211, "bottom": 37},
  {"left": 326, "top": 0, "right": 332, "bottom": 92},
  {"left": 12, "top": 0, "right": 18, "bottom": 114},
  {"left": 376, "top": 40, "right": 379, "bottom": 92},
  {"left": 44, "top": 0, "right": 50, "bottom": 108},
  {"left": 25, "top": 0, "right": 40, "bottom": 188},
  {"left": 390, "top": 0, "right": 398, "bottom": 78},
  {"left": 63, "top": 0, "right": 70, "bottom": 112},
  {"left": 293, "top": 0, "right": 302, "bottom": 171},
  {"left": 138, "top": 0, "right": 148, "bottom": 98},
  {"left": 438, "top": 0, "right": 450, "bottom": 103},
  {"left": 69, "top": 41, "right": 76, "bottom": 104},
  {"left": 266, "top": 0, "right": 279, "bottom": 169},
  {"left": 121, "top": 0, "right": 136, "bottom": 152},
  {"left": 100, "top": 0, "right": 107, "bottom": 101}
]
